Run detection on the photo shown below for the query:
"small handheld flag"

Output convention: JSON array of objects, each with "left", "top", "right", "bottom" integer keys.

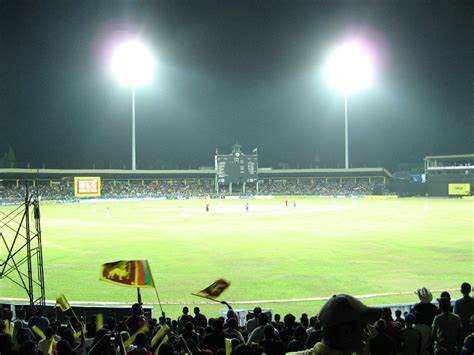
[
  {"left": 32, "top": 325, "right": 46, "bottom": 340},
  {"left": 48, "top": 337, "right": 57, "bottom": 355},
  {"left": 55, "top": 294, "right": 71, "bottom": 312},
  {"left": 99, "top": 260, "right": 155, "bottom": 288},
  {"left": 4, "top": 320, "right": 14, "bottom": 336},
  {"left": 193, "top": 278, "right": 230, "bottom": 299},
  {"left": 154, "top": 335, "right": 169, "bottom": 355},
  {"left": 95, "top": 313, "right": 103, "bottom": 332},
  {"left": 150, "top": 324, "right": 171, "bottom": 355},
  {"left": 55, "top": 294, "right": 80, "bottom": 324},
  {"left": 151, "top": 323, "right": 170, "bottom": 348},
  {"left": 225, "top": 338, "right": 232, "bottom": 355}
]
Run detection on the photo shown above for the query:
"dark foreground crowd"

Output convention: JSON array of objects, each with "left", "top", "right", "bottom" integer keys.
[{"left": 1, "top": 283, "right": 473, "bottom": 355}]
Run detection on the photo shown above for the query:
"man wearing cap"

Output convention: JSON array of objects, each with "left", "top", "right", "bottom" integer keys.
[
  {"left": 412, "top": 288, "right": 439, "bottom": 327},
  {"left": 286, "top": 294, "right": 381, "bottom": 355}
]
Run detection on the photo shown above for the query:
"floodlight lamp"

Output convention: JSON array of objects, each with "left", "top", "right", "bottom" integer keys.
[
  {"left": 325, "top": 40, "right": 374, "bottom": 94},
  {"left": 111, "top": 41, "right": 155, "bottom": 87}
]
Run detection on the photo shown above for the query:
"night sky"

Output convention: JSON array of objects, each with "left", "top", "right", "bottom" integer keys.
[{"left": 0, "top": 0, "right": 472, "bottom": 170}]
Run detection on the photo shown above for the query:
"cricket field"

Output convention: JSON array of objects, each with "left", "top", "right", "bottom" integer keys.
[{"left": 0, "top": 197, "right": 472, "bottom": 318}]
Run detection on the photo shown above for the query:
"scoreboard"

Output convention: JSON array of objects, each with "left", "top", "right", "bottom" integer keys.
[
  {"left": 216, "top": 152, "right": 258, "bottom": 184},
  {"left": 74, "top": 176, "right": 101, "bottom": 197}
]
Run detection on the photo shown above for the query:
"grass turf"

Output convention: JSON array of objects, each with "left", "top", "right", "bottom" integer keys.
[{"left": 0, "top": 197, "right": 472, "bottom": 318}]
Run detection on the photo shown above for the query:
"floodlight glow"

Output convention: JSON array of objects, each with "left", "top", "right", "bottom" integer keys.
[
  {"left": 325, "top": 41, "right": 374, "bottom": 93},
  {"left": 111, "top": 41, "right": 154, "bottom": 87}
]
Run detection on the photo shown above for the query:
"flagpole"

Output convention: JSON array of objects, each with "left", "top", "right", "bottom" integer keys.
[
  {"left": 153, "top": 286, "right": 165, "bottom": 317},
  {"left": 191, "top": 293, "right": 232, "bottom": 309},
  {"left": 146, "top": 261, "right": 165, "bottom": 317},
  {"left": 137, "top": 288, "right": 142, "bottom": 305},
  {"left": 69, "top": 307, "right": 80, "bottom": 325}
]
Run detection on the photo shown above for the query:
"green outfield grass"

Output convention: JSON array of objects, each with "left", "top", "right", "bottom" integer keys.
[{"left": 1, "top": 197, "right": 473, "bottom": 318}]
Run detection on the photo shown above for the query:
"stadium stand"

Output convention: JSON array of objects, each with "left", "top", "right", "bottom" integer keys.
[
  {"left": 1, "top": 178, "right": 386, "bottom": 201},
  {"left": 0, "top": 178, "right": 383, "bottom": 203}
]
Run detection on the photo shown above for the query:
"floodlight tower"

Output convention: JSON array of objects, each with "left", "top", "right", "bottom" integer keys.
[
  {"left": 111, "top": 40, "right": 155, "bottom": 170},
  {"left": 325, "top": 40, "right": 374, "bottom": 169}
]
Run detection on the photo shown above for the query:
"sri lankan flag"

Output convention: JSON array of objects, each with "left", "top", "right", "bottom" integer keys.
[
  {"left": 99, "top": 260, "right": 155, "bottom": 288},
  {"left": 193, "top": 279, "right": 230, "bottom": 299}
]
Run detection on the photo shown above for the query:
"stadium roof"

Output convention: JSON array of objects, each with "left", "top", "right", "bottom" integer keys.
[
  {"left": 0, "top": 167, "right": 392, "bottom": 180},
  {"left": 424, "top": 153, "right": 474, "bottom": 160}
]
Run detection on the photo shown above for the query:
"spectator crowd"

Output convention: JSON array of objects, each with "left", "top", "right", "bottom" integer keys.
[
  {"left": 256, "top": 179, "right": 379, "bottom": 196},
  {"left": 0, "top": 178, "right": 384, "bottom": 203},
  {"left": 1, "top": 282, "right": 473, "bottom": 355}
]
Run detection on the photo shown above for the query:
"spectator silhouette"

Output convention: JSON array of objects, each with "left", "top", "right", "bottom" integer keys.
[
  {"left": 28, "top": 307, "right": 49, "bottom": 332},
  {"left": 286, "top": 325, "right": 308, "bottom": 352},
  {"left": 279, "top": 313, "right": 297, "bottom": 343},
  {"left": 400, "top": 313, "right": 421, "bottom": 355},
  {"left": 382, "top": 307, "right": 402, "bottom": 352},
  {"left": 57, "top": 327, "right": 84, "bottom": 355},
  {"left": 438, "top": 291, "right": 453, "bottom": 312},
  {"left": 413, "top": 311, "right": 433, "bottom": 355},
  {"left": 20, "top": 340, "right": 39, "bottom": 355},
  {"left": 128, "top": 332, "right": 152, "bottom": 354},
  {"left": 305, "top": 317, "right": 322, "bottom": 350},
  {"left": 454, "top": 282, "right": 474, "bottom": 341},
  {"left": 286, "top": 294, "right": 381, "bottom": 354},
  {"left": 85, "top": 315, "right": 97, "bottom": 339},
  {"left": 14, "top": 309, "right": 28, "bottom": 329},
  {"left": 193, "top": 307, "right": 207, "bottom": 330},
  {"left": 157, "top": 341, "right": 175, "bottom": 355},
  {"left": 0, "top": 333, "right": 14, "bottom": 355},
  {"left": 224, "top": 317, "right": 244, "bottom": 343},
  {"left": 247, "top": 313, "right": 269, "bottom": 344},
  {"left": 460, "top": 315, "right": 474, "bottom": 355},
  {"left": 432, "top": 297, "right": 462, "bottom": 355},
  {"left": 178, "top": 307, "right": 193, "bottom": 327},
  {"left": 182, "top": 321, "right": 200, "bottom": 345},
  {"left": 127, "top": 303, "right": 148, "bottom": 335},
  {"left": 300, "top": 314, "right": 309, "bottom": 329},
  {"left": 412, "top": 288, "right": 439, "bottom": 327},
  {"left": 37, "top": 326, "right": 57, "bottom": 355},
  {"left": 246, "top": 307, "right": 262, "bottom": 334},
  {"left": 199, "top": 318, "right": 226, "bottom": 354},
  {"left": 369, "top": 319, "right": 397, "bottom": 355},
  {"left": 14, "top": 317, "right": 35, "bottom": 347},
  {"left": 258, "top": 324, "right": 285, "bottom": 355},
  {"left": 395, "top": 310, "right": 406, "bottom": 328}
]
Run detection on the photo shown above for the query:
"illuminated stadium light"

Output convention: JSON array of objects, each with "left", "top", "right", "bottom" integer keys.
[
  {"left": 110, "top": 40, "right": 155, "bottom": 170},
  {"left": 325, "top": 39, "right": 375, "bottom": 169},
  {"left": 111, "top": 41, "right": 155, "bottom": 87},
  {"left": 325, "top": 40, "right": 374, "bottom": 93}
]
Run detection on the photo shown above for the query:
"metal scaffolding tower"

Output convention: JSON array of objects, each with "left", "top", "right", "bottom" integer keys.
[{"left": 0, "top": 183, "right": 45, "bottom": 307}]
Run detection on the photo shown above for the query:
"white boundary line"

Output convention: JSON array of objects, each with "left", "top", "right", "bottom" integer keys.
[{"left": 0, "top": 288, "right": 458, "bottom": 306}]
